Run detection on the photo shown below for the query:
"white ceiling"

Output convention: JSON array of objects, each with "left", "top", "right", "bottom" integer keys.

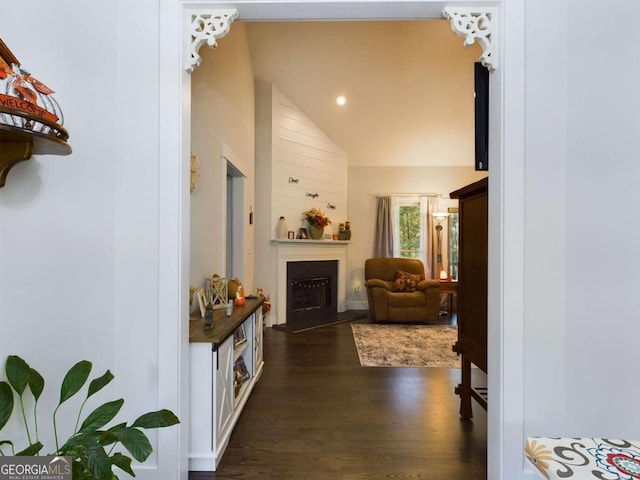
[{"left": 244, "top": 20, "right": 482, "bottom": 167}]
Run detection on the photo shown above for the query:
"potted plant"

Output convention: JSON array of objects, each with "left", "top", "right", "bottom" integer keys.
[
  {"left": 302, "top": 208, "right": 331, "bottom": 239},
  {"left": 0, "top": 355, "right": 179, "bottom": 479}
]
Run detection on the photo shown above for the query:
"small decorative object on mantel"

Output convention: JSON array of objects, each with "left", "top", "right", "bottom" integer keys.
[
  {"left": 196, "top": 288, "right": 206, "bottom": 318},
  {"left": 228, "top": 277, "right": 245, "bottom": 305},
  {"left": 205, "top": 274, "right": 228, "bottom": 309},
  {"left": 204, "top": 303, "right": 213, "bottom": 329},
  {"left": 257, "top": 287, "right": 272, "bottom": 316},
  {"left": 303, "top": 207, "right": 331, "bottom": 240},
  {"left": 276, "top": 216, "right": 287, "bottom": 239},
  {"left": 0, "top": 38, "right": 72, "bottom": 187},
  {"left": 262, "top": 295, "right": 271, "bottom": 314},
  {"left": 338, "top": 221, "right": 352, "bottom": 240},
  {"left": 234, "top": 283, "right": 245, "bottom": 306}
]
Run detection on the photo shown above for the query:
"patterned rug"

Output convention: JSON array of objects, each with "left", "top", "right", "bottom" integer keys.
[{"left": 351, "top": 323, "right": 461, "bottom": 368}]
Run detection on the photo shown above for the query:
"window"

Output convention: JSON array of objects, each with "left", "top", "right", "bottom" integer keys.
[
  {"left": 397, "top": 203, "right": 421, "bottom": 259},
  {"left": 448, "top": 207, "right": 459, "bottom": 281}
]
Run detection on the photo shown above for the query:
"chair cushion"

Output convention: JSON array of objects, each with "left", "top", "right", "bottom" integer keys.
[
  {"left": 387, "top": 290, "right": 425, "bottom": 307},
  {"left": 525, "top": 437, "right": 640, "bottom": 480},
  {"left": 392, "top": 270, "right": 424, "bottom": 292}
]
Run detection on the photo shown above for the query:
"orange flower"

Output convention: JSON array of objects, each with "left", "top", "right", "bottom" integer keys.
[{"left": 303, "top": 208, "right": 331, "bottom": 228}]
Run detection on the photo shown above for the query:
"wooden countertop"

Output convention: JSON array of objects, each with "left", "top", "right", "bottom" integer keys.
[{"left": 189, "top": 296, "right": 264, "bottom": 345}]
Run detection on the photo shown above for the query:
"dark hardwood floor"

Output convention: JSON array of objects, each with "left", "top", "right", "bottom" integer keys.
[{"left": 189, "top": 314, "right": 487, "bottom": 480}]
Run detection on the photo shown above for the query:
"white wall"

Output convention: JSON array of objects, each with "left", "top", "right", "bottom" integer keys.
[
  {"left": 563, "top": 2, "right": 640, "bottom": 435},
  {"left": 522, "top": 0, "right": 568, "bottom": 441},
  {"left": 269, "top": 86, "right": 349, "bottom": 238},
  {"left": 521, "top": 0, "right": 640, "bottom": 465},
  {"left": 347, "top": 166, "right": 487, "bottom": 309},
  {"left": 190, "top": 23, "right": 256, "bottom": 298},
  {"left": 0, "top": 1, "right": 179, "bottom": 478}
]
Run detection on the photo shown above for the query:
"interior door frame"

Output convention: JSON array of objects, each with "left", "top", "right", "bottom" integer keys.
[
  {"left": 222, "top": 142, "right": 247, "bottom": 281},
  {"left": 158, "top": 1, "right": 527, "bottom": 479}
]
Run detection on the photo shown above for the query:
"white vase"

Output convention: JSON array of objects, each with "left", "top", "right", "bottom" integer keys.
[{"left": 276, "top": 216, "right": 288, "bottom": 239}]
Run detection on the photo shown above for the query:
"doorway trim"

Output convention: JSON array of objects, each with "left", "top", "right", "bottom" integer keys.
[
  {"left": 161, "top": 2, "right": 527, "bottom": 479},
  {"left": 222, "top": 142, "right": 247, "bottom": 280}
]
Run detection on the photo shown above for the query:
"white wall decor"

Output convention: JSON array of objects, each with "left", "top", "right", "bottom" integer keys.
[
  {"left": 186, "top": 9, "right": 238, "bottom": 72},
  {"left": 443, "top": 7, "right": 497, "bottom": 71}
]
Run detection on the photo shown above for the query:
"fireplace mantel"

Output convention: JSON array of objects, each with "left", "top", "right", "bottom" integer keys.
[
  {"left": 273, "top": 241, "right": 348, "bottom": 326},
  {"left": 272, "top": 239, "right": 349, "bottom": 244}
]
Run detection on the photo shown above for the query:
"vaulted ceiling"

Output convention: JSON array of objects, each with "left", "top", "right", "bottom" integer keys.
[{"left": 244, "top": 20, "right": 482, "bottom": 167}]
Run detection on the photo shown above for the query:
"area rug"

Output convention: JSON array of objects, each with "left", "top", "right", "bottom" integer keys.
[{"left": 351, "top": 323, "right": 461, "bottom": 368}]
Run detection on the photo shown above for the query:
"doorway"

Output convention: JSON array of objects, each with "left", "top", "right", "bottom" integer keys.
[
  {"left": 223, "top": 146, "right": 246, "bottom": 281},
  {"left": 162, "top": 3, "right": 525, "bottom": 479}
]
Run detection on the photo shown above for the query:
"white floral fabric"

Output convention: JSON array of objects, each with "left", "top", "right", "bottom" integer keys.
[{"left": 525, "top": 437, "right": 640, "bottom": 480}]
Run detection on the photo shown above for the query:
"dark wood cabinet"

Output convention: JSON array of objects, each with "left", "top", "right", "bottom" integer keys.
[{"left": 450, "top": 177, "right": 488, "bottom": 419}]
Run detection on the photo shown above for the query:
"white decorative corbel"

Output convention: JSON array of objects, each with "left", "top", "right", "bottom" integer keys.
[
  {"left": 443, "top": 7, "right": 497, "bottom": 72},
  {"left": 186, "top": 9, "right": 238, "bottom": 73}
]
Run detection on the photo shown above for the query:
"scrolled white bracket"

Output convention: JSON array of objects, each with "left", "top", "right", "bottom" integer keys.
[
  {"left": 443, "top": 7, "right": 497, "bottom": 72},
  {"left": 186, "top": 9, "right": 238, "bottom": 73}
]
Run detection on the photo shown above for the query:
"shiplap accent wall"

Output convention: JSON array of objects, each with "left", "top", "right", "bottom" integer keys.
[
  {"left": 254, "top": 82, "right": 349, "bottom": 325},
  {"left": 271, "top": 86, "right": 348, "bottom": 236}
]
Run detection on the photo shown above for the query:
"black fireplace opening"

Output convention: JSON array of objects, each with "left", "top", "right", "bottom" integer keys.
[{"left": 286, "top": 260, "right": 338, "bottom": 325}]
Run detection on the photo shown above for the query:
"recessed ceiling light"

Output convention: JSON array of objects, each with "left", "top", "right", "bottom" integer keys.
[{"left": 336, "top": 95, "right": 347, "bottom": 106}]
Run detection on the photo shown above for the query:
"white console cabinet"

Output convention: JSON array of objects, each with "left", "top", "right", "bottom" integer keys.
[{"left": 188, "top": 297, "right": 264, "bottom": 471}]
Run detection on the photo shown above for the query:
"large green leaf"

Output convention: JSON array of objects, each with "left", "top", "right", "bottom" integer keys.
[
  {"left": 87, "top": 370, "right": 114, "bottom": 398},
  {"left": 16, "top": 441, "right": 43, "bottom": 456},
  {"left": 57, "top": 430, "right": 102, "bottom": 456},
  {"left": 6, "top": 356, "right": 30, "bottom": 395},
  {"left": 79, "top": 439, "right": 112, "bottom": 480},
  {"left": 131, "top": 409, "right": 180, "bottom": 429},
  {"left": 28, "top": 368, "right": 45, "bottom": 401},
  {"left": 0, "top": 381, "right": 14, "bottom": 430},
  {"left": 79, "top": 399, "right": 124, "bottom": 432},
  {"left": 110, "top": 452, "right": 134, "bottom": 477},
  {"left": 99, "top": 423, "right": 126, "bottom": 447},
  {"left": 59, "top": 360, "right": 92, "bottom": 405},
  {"left": 113, "top": 427, "right": 152, "bottom": 462}
]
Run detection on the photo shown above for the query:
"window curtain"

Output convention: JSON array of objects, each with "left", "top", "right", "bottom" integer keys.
[
  {"left": 373, "top": 196, "right": 394, "bottom": 257},
  {"left": 421, "top": 196, "right": 438, "bottom": 279}
]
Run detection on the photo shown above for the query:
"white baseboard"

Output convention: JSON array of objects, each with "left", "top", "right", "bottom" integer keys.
[{"left": 346, "top": 300, "right": 368, "bottom": 311}]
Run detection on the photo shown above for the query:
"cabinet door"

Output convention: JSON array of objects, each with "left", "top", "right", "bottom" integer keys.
[{"left": 214, "top": 336, "right": 234, "bottom": 445}]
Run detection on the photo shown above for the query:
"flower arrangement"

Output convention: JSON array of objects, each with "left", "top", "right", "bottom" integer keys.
[{"left": 303, "top": 208, "right": 331, "bottom": 228}]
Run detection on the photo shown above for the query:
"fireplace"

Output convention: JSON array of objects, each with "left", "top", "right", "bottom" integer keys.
[
  {"left": 286, "top": 260, "right": 338, "bottom": 325},
  {"left": 272, "top": 241, "right": 347, "bottom": 327}
]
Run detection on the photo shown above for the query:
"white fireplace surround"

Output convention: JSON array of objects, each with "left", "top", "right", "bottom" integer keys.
[{"left": 274, "top": 240, "right": 347, "bottom": 326}]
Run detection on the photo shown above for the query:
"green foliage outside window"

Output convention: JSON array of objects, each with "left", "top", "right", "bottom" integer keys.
[
  {"left": 398, "top": 205, "right": 421, "bottom": 258},
  {"left": 448, "top": 211, "right": 459, "bottom": 280}
]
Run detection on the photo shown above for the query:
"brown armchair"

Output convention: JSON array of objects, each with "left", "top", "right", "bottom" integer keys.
[{"left": 364, "top": 258, "right": 440, "bottom": 323}]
